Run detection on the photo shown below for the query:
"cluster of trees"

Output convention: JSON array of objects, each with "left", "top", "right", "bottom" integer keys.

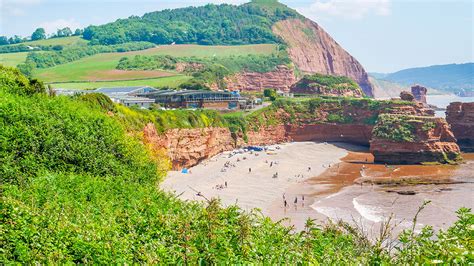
[
  {"left": 82, "top": 3, "right": 298, "bottom": 45},
  {"left": 117, "top": 55, "right": 178, "bottom": 70},
  {"left": 17, "top": 42, "right": 155, "bottom": 76},
  {"left": 0, "top": 27, "right": 83, "bottom": 46}
]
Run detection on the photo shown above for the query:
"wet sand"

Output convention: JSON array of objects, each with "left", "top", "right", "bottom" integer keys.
[
  {"left": 161, "top": 141, "right": 473, "bottom": 234},
  {"left": 269, "top": 148, "right": 474, "bottom": 233}
]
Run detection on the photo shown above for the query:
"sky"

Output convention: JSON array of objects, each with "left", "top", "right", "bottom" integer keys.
[{"left": 0, "top": 0, "right": 472, "bottom": 72}]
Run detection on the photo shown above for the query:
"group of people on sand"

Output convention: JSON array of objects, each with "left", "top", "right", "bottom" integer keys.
[
  {"left": 283, "top": 194, "right": 305, "bottom": 209},
  {"left": 214, "top": 181, "right": 228, "bottom": 190},
  {"left": 221, "top": 161, "right": 236, "bottom": 172}
]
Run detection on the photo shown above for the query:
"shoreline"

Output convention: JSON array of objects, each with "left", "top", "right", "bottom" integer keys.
[
  {"left": 161, "top": 142, "right": 474, "bottom": 233},
  {"left": 160, "top": 141, "right": 348, "bottom": 215}
]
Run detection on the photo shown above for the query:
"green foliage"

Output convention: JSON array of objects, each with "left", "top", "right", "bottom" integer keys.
[
  {"left": 178, "top": 79, "right": 210, "bottom": 90},
  {"left": 0, "top": 73, "right": 157, "bottom": 185},
  {"left": 77, "top": 93, "right": 117, "bottom": 112},
  {"left": 82, "top": 3, "right": 298, "bottom": 45},
  {"left": 264, "top": 88, "right": 278, "bottom": 101},
  {"left": 422, "top": 121, "right": 436, "bottom": 132},
  {"left": 372, "top": 114, "right": 417, "bottom": 142},
  {"left": 295, "top": 73, "right": 362, "bottom": 93},
  {"left": 117, "top": 55, "right": 178, "bottom": 70},
  {"left": 31, "top": 28, "right": 46, "bottom": 41},
  {"left": 0, "top": 65, "right": 45, "bottom": 95},
  {"left": 396, "top": 207, "right": 473, "bottom": 264}
]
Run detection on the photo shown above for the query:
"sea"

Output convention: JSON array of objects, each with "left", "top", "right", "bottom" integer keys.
[{"left": 426, "top": 95, "right": 474, "bottom": 117}]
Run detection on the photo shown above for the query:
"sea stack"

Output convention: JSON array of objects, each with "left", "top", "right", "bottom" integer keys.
[
  {"left": 446, "top": 102, "right": 474, "bottom": 152},
  {"left": 411, "top": 84, "right": 428, "bottom": 104},
  {"left": 370, "top": 114, "right": 461, "bottom": 164}
]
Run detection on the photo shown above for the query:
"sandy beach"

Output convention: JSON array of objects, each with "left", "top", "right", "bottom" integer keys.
[
  {"left": 161, "top": 141, "right": 348, "bottom": 214},
  {"left": 162, "top": 142, "right": 474, "bottom": 234}
]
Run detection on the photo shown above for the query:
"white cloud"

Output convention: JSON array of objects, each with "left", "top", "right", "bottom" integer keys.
[
  {"left": 39, "top": 18, "right": 82, "bottom": 35},
  {"left": 1, "top": 0, "right": 42, "bottom": 16},
  {"left": 307, "top": 0, "right": 391, "bottom": 20}
]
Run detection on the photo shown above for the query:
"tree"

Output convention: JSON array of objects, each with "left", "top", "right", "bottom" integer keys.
[
  {"left": 8, "top": 35, "right": 22, "bottom": 44},
  {"left": 31, "top": 28, "right": 46, "bottom": 41},
  {"left": 56, "top": 27, "right": 73, "bottom": 38},
  {"left": 73, "top": 28, "right": 83, "bottom": 36},
  {"left": 0, "top": 36, "right": 8, "bottom": 45},
  {"left": 263, "top": 88, "right": 277, "bottom": 101}
]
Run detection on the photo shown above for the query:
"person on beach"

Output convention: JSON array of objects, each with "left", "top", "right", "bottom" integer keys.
[
  {"left": 249, "top": 168, "right": 252, "bottom": 173},
  {"left": 270, "top": 162, "right": 273, "bottom": 167},
  {"left": 302, "top": 195, "right": 305, "bottom": 206},
  {"left": 294, "top": 197, "right": 298, "bottom": 210},
  {"left": 225, "top": 181, "right": 227, "bottom": 188},
  {"left": 284, "top": 200, "right": 288, "bottom": 208},
  {"left": 308, "top": 167, "right": 311, "bottom": 172}
]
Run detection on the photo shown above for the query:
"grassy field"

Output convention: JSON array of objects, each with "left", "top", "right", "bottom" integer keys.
[
  {"left": 49, "top": 75, "right": 191, "bottom": 90},
  {"left": 34, "top": 44, "right": 278, "bottom": 84},
  {"left": 6, "top": 36, "right": 88, "bottom": 47},
  {"left": 0, "top": 52, "right": 29, "bottom": 67}
]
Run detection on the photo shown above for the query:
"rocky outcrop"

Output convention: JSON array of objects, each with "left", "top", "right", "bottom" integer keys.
[
  {"left": 400, "top": 91, "right": 415, "bottom": 102},
  {"left": 290, "top": 74, "right": 364, "bottom": 98},
  {"left": 222, "top": 65, "right": 296, "bottom": 92},
  {"left": 175, "top": 62, "right": 205, "bottom": 72},
  {"left": 272, "top": 18, "right": 374, "bottom": 97},
  {"left": 370, "top": 115, "right": 461, "bottom": 164},
  {"left": 411, "top": 84, "right": 427, "bottom": 104},
  {"left": 446, "top": 102, "right": 474, "bottom": 151}
]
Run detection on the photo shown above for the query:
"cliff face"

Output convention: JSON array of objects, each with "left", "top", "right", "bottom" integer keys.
[
  {"left": 370, "top": 115, "right": 461, "bottom": 164},
  {"left": 446, "top": 102, "right": 474, "bottom": 151},
  {"left": 144, "top": 100, "right": 437, "bottom": 169},
  {"left": 221, "top": 65, "right": 296, "bottom": 92},
  {"left": 143, "top": 124, "right": 236, "bottom": 169},
  {"left": 272, "top": 18, "right": 374, "bottom": 97}
]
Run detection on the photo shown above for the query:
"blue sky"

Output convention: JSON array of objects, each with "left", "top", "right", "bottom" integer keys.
[{"left": 0, "top": 0, "right": 472, "bottom": 72}]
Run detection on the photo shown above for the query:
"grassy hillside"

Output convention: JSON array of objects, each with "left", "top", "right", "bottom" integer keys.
[
  {"left": 0, "top": 52, "right": 29, "bottom": 67},
  {"left": 50, "top": 76, "right": 191, "bottom": 90},
  {"left": 33, "top": 44, "right": 277, "bottom": 86},
  {"left": 1, "top": 66, "right": 472, "bottom": 263}
]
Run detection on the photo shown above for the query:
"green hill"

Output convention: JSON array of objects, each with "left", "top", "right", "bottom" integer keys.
[
  {"left": 82, "top": 1, "right": 299, "bottom": 45},
  {"left": 381, "top": 63, "right": 474, "bottom": 95}
]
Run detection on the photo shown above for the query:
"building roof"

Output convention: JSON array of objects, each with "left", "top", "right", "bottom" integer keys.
[
  {"left": 95, "top": 86, "right": 156, "bottom": 94},
  {"left": 109, "top": 95, "right": 155, "bottom": 103},
  {"left": 145, "top": 89, "right": 235, "bottom": 97}
]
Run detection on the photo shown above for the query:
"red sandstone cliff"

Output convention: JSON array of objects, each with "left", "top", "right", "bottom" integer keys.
[
  {"left": 446, "top": 102, "right": 474, "bottom": 151},
  {"left": 272, "top": 18, "right": 374, "bottom": 97},
  {"left": 144, "top": 100, "right": 435, "bottom": 169},
  {"left": 223, "top": 65, "right": 296, "bottom": 92},
  {"left": 370, "top": 115, "right": 461, "bottom": 164}
]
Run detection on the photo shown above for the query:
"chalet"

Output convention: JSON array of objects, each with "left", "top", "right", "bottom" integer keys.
[{"left": 142, "top": 90, "right": 242, "bottom": 110}]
